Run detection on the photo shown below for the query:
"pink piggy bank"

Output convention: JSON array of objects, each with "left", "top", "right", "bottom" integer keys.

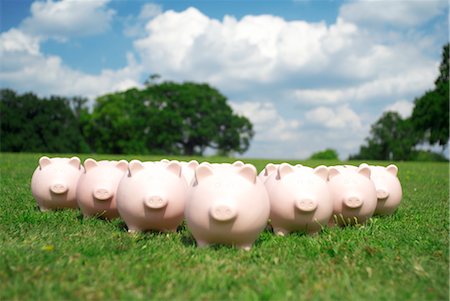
[
  {"left": 258, "top": 163, "right": 278, "bottom": 183},
  {"left": 76, "top": 159, "right": 128, "bottom": 219},
  {"left": 265, "top": 164, "right": 332, "bottom": 235},
  {"left": 116, "top": 160, "right": 188, "bottom": 232},
  {"left": 363, "top": 164, "right": 402, "bottom": 215},
  {"left": 185, "top": 163, "right": 270, "bottom": 250},
  {"left": 31, "top": 156, "right": 83, "bottom": 211},
  {"left": 328, "top": 164, "right": 377, "bottom": 226},
  {"left": 180, "top": 160, "right": 199, "bottom": 185}
]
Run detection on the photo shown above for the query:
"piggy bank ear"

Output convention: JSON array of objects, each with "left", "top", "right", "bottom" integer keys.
[
  {"left": 386, "top": 164, "right": 398, "bottom": 177},
  {"left": 264, "top": 163, "right": 277, "bottom": 176},
  {"left": 68, "top": 157, "right": 81, "bottom": 170},
  {"left": 128, "top": 160, "right": 144, "bottom": 177},
  {"left": 238, "top": 164, "right": 257, "bottom": 184},
  {"left": 313, "top": 165, "right": 328, "bottom": 181},
  {"left": 277, "top": 163, "right": 295, "bottom": 180},
  {"left": 187, "top": 160, "right": 199, "bottom": 170},
  {"left": 357, "top": 165, "right": 371, "bottom": 179},
  {"left": 295, "top": 164, "right": 303, "bottom": 168},
  {"left": 39, "top": 156, "right": 52, "bottom": 169},
  {"left": 84, "top": 158, "right": 98, "bottom": 172},
  {"left": 195, "top": 164, "right": 214, "bottom": 183},
  {"left": 328, "top": 167, "right": 340, "bottom": 180},
  {"left": 115, "top": 160, "right": 128, "bottom": 173},
  {"left": 359, "top": 163, "right": 370, "bottom": 169},
  {"left": 232, "top": 160, "right": 245, "bottom": 168},
  {"left": 160, "top": 159, "right": 170, "bottom": 164},
  {"left": 167, "top": 161, "right": 182, "bottom": 177}
]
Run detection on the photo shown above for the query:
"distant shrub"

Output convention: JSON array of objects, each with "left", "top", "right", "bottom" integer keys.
[
  {"left": 412, "top": 150, "right": 448, "bottom": 162},
  {"left": 309, "top": 148, "right": 339, "bottom": 160}
]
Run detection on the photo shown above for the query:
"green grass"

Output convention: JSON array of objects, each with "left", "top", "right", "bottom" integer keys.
[{"left": 0, "top": 152, "right": 448, "bottom": 301}]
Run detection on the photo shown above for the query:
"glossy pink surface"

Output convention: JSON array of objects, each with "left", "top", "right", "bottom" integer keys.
[
  {"left": 116, "top": 160, "right": 188, "bottom": 232},
  {"left": 185, "top": 162, "right": 270, "bottom": 250},
  {"left": 265, "top": 164, "right": 333, "bottom": 235},
  {"left": 31, "top": 156, "right": 83, "bottom": 211},
  {"left": 367, "top": 164, "right": 403, "bottom": 215},
  {"left": 76, "top": 159, "right": 128, "bottom": 219},
  {"left": 258, "top": 163, "right": 279, "bottom": 183},
  {"left": 180, "top": 160, "right": 199, "bottom": 185},
  {"left": 328, "top": 164, "right": 377, "bottom": 226}
]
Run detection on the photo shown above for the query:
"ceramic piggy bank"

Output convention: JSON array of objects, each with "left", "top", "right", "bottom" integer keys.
[
  {"left": 258, "top": 163, "right": 278, "bottom": 183},
  {"left": 265, "top": 164, "right": 332, "bottom": 235},
  {"left": 180, "top": 160, "right": 199, "bottom": 185},
  {"left": 116, "top": 160, "right": 188, "bottom": 232},
  {"left": 31, "top": 156, "right": 83, "bottom": 211},
  {"left": 328, "top": 165, "right": 377, "bottom": 226},
  {"left": 185, "top": 163, "right": 270, "bottom": 250},
  {"left": 76, "top": 159, "right": 128, "bottom": 219},
  {"left": 363, "top": 164, "right": 402, "bottom": 215}
]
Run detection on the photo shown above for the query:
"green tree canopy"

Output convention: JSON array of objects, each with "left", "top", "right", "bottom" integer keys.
[
  {"left": 350, "top": 112, "right": 418, "bottom": 161},
  {"left": 411, "top": 43, "right": 449, "bottom": 148},
  {"left": 351, "top": 43, "right": 449, "bottom": 161},
  {"left": 0, "top": 89, "right": 89, "bottom": 153},
  {"left": 309, "top": 148, "right": 339, "bottom": 160},
  {"left": 85, "top": 81, "right": 254, "bottom": 155}
]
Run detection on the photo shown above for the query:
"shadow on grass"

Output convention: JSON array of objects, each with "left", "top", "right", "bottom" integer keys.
[
  {"left": 180, "top": 232, "right": 197, "bottom": 247},
  {"left": 111, "top": 220, "right": 189, "bottom": 238}
]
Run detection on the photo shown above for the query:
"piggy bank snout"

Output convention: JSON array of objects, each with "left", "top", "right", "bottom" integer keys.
[
  {"left": 376, "top": 189, "right": 390, "bottom": 200},
  {"left": 144, "top": 195, "right": 168, "bottom": 209},
  {"left": 295, "top": 199, "right": 318, "bottom": 212},
  {"left": 50, "top": 182, "right": 68, "bottom": 194},
  {"left": 210, "top": 204, "right": 237, "bottom": 222},
  {"left": 344, "top": 196, "right": 363, "bottom": 209},
  {"left": 93, "top": 188, "right": 113, "bottom": 201}
]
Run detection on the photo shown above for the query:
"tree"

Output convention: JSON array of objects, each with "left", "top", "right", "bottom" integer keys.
[
  {"left": 309, "top": 148, "right": 339, "bottom": 160},
  {"left": 349, "top": 112, "right": 418, "bottom": 160},
  {"left": 351, "top": 43, "right": 449, "bottom": 161},
  {"left": 144, "top": 73, "right": 162, "bottom": 87},
  {"left": 0, "top": 89, "right": 89, "bottom": 153},
  {"left": 84, "top": 82, "right": 254, "bottom": 155},
  {"left": 411, "top": 43, "right": 449, "bottom": 148}
]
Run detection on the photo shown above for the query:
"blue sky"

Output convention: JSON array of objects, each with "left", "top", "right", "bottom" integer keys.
[{"left": 1, "top": 0, "right": 448, "bottom": 159}]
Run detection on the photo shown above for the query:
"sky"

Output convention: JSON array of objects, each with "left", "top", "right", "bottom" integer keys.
[{"left": 0, "top": 0, "right": 448, "bottom": 159}]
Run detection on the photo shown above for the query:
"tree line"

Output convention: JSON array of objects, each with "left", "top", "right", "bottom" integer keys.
[
  {"left": 0, "top": 82, "right": 254, "bottom": 156},
  {"left": 1, "top": 44, "right": 448, "bottom": 160},
  {"left": 350, "top": 43, "right": 449, "bottom": 161}
]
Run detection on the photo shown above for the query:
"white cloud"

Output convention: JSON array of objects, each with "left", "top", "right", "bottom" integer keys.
[
  {"left": 230, "top": 101, "right": 301, "bottom": 142},
  {"left": 124, "top": 3, "right": 163, "bottom": 38},
  {"left": 0, "top": 28, "right": 41, "bottom": 55},
  {"left": 139, "top": 3, "right": 162, "bottom": 20},
  {"left": 21, "top": 0, "right": 115, "bottom": 39},
  {"left": 291, "top": 65, "right": 437, "bottom": 105},
  {"left": 384, "top": 100, "right": 414, "bottom": 119},
  {"left": 134, "top": 8, "right": 356, "bottom": 88},
  {"left": 305, "top": 104, "right": 362, "bottom": 130},
  {"left": 1, "top": 2, "right": 446, "bottom": 159},
  {"left": 340, "top": 0, "right": 447, "bottom": 27},
  {"left": 0, "top": 29, "right": 141, "bottom": 99}
]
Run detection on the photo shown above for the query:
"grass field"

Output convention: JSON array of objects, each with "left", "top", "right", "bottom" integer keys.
[{"left": 0, "top": 152, "right": 448, "bottom": 301}]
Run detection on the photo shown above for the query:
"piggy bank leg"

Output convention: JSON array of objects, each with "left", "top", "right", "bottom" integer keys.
[
  {"left": 127, "top": 226, "right": 140, "bottom": 234},
  {"left": 307, "top": 222, "right": 323, "bottom": 235},
  {"left": 273, "top": 227, "right": 289, "bottom": 236},
  {"left": 328, "top": 215, "right": 338, "bottom": 227},
  {"left": 196, "top": 240, "right": 209, "bottom": 248},
  {"left": 237, "top": 244, "right": 252, "bottom": 251},
  {"left": 39, "top": 206, "right": 50, "bottom": 212},
  {"left": 307, "top": 228, "right": 320, "bottom": 236}
]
